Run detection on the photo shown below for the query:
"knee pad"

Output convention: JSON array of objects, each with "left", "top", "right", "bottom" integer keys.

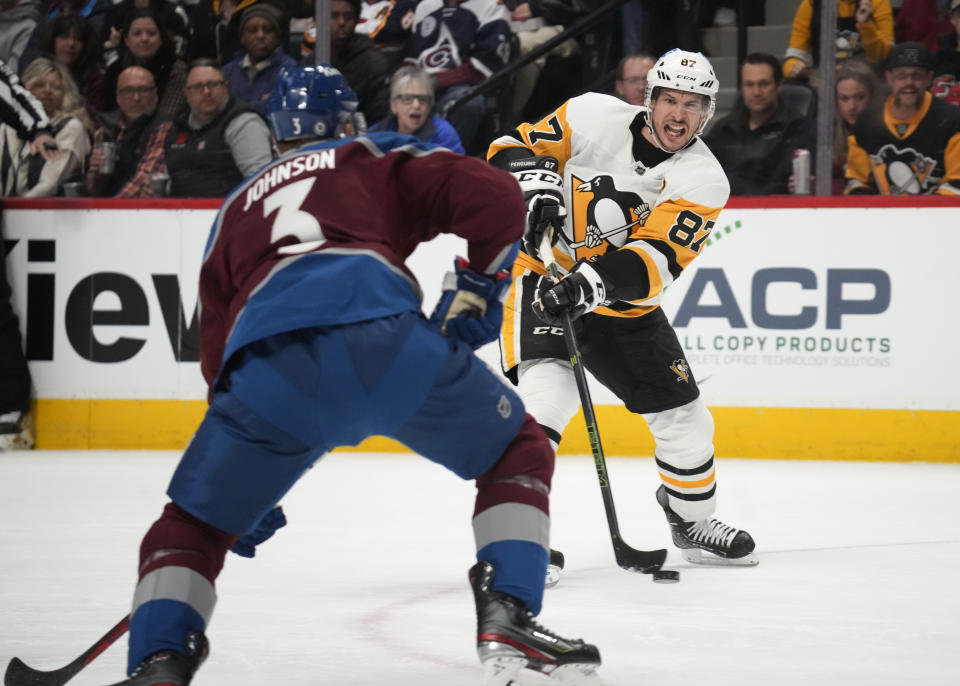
[
  {"left": 475, "top": 413, "right": 553, "bottom": 517},
  {"left": 140, "top": 502, "right": 237, "bottom": 582},
  {"left": 517, "top": 358, "right": 580, "bottom": 449}
]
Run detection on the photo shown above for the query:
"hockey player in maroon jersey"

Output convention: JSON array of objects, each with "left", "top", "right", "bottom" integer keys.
[{"left": 100, "top": 65, "right": 601, "bottom": 686}]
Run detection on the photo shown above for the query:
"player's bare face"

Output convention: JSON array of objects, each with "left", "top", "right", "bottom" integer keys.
[
  {"left": 886, "top": 67, "right": 932, "bottom": 111},
  {"left": 648, "top": 89, "right": 704, "bottom": 151},
  {"left": 836, "top": 77, "right": 870, "bottom": 126}
]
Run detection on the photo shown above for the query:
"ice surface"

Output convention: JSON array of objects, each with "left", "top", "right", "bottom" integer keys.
[{"left": 2, "top": 451, "right": 958, "bottom": 685}]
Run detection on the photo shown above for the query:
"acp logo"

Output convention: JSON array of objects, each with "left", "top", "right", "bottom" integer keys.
[{"left": 672, "top": 267, "right": 891, "bottom": 330}]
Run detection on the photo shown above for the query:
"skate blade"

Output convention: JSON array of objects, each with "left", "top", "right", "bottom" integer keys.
[
  {"left": 681, "top": 548, "right": 759, "bottom": 567},
  {"left": 482, "top": 657, "right": 602, "bottom": 686},
  {"left": 545, "top": 564, "right": 562, "bottom": 588}
]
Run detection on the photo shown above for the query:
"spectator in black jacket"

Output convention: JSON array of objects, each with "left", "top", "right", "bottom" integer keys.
[
  {"left": 41, "top": 12, "right": 106, "bottom": 121},
  {"left": 704, "top": 53, "right": 813, "bottom": 195},
  {"left": 300, "top": 0, "right": 390, "bottom": 126}
]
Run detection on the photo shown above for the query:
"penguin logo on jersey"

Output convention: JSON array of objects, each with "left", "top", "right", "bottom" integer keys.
[
  {"left": 670, "top": 359, "right": 691, "bottom": 383},
  {"left": 571, "top": 174, "right": 650, "bottom": 251},
  {"left": 871, "top": 144, "right": 937, "bottom": 195}
]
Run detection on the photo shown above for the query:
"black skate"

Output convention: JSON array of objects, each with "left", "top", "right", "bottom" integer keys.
[
  {"left": 470, "top": 561, "right": 601, "bottom": 685},
  {"left": 105, "top": 631, "right": 208, "bottom": 686},
  {"left": 545, "top": 548, "right": 565, "bottom": 588},
  {"left": 656, "top": 485, "right": 758, "bottom": 566}
]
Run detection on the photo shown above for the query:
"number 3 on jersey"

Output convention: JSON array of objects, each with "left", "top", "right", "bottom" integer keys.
[
  {"left": 667, "top": 209, "right": 714, "bottom": 254},
  {"left": 264, "top": 177, "right": 325, "bottom": 254}
]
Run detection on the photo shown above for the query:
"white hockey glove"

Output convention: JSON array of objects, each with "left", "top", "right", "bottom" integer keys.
[
  {"left": 507, "top": 156, "right": 566, "bottom": 259},
  {"left": 533, "top": 260, "right": 607, "bottom": 326},
  {"left": 429, "top": 257, "right": 511, "bottom": 349}
]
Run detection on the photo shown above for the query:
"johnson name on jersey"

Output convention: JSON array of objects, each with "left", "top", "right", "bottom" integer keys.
[
  {"left": 409, "top": 0, "right": 511, "bottom": 78},
  {"left": 489, "top": 92, "right": 730, "bottom": 319},
  {"left": 198, "top": 131, "right": 525, "bottom": 390},
  {"left": 845, "top": 91, "right": 960, "bottom": 195}
]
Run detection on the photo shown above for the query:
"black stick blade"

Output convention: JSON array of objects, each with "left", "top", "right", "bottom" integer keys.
[
  {"left": 4, "top": 656, "right": 78, "bottom": 686},
  {"left": 613, "top": 543, "right": 668, "bottom": 574},
  {"left": 4, "top": 615, "right": 129, "bottom": 686}
]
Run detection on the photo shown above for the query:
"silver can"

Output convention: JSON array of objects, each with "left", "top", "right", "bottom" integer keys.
[
  {"left": 149, "top": 172, "right": 170, "bottom": 197},
  {"left": 792, "top": 149, "right": 811, "bottom": 195},
  {"left": 98, "top": 141, "right": 117, "bottom": 175}
]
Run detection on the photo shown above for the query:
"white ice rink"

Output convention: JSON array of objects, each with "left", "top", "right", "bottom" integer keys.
[{"left": 2, "top": 450, "right": 959, "bottom": 686}]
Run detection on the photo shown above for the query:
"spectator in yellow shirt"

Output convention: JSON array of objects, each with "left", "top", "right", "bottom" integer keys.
[{"left": 784, "top": 0, "right": 894, "bottom": 84}]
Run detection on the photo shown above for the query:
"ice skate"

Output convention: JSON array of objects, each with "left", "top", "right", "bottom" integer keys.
[
  {"left": 0, "top": 411, "right": 34, "bottom": 451},
  {"left": 545, "top": 548, "right": 565, "bottom": 588},
  {"left": 656, "top": 485, "right": 758, "bottom": 566},
  {"left": 470, "top": 561, "right": 601, "bottom": 685},
  {"left": 105, "top": 631, "right": 208, "bottom": 686}
]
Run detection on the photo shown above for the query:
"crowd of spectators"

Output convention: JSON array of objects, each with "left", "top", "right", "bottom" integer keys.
[{"left": 0, "top": 0, "right": 959, "bottom": 198}]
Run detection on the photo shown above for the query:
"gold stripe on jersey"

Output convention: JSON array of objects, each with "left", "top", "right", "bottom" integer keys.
[
  {"left": 500, "top": 261, "right": 525, "bottom": 373},
  {"left": 657, "top": 456, "right": 716, "bottom": 499},
  {"left": 658, "top": 471, "right": 716, "bottom": 491},
  {"left": 488, "top": 101, "right": 573, "bottom": 169}
]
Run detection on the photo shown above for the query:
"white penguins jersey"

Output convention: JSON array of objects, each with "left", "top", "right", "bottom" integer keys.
[{"left": 488, "top": 92, "right": 730, "bottom": 319}]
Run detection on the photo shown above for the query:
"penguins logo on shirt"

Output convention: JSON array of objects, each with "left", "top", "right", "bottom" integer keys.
[
  {"left": 571, "top": 174, "right": 650, "bottom": 254},
  {"left": 871, "top": 143, "right": 937, "bottom": 195},
  {"left": 670, "top": 359, "right": 691, "bottom": 383}
]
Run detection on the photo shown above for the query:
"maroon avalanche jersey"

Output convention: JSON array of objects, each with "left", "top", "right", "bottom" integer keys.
[{"left": 198, "top": 133, "right": 525, "bottom": 390}]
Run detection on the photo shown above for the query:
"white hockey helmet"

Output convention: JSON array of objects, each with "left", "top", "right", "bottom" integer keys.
[{"left": 644, "top": 49, "right": 719, "bottom": 135}]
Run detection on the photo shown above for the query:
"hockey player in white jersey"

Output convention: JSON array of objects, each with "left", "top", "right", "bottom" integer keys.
[{"left": 487, "top": 49, "right": 757, "bottom": 583}]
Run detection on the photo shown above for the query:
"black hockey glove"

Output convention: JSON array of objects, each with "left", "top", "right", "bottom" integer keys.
[
  {"left": 507, "top": 156, "right": 565, "bottom": 259},
  {"left": 230, "top": 506, "right": 287, "bottom": 558},
  {"left": 533, "top": 260, "right": 608, "bottom": 326}
]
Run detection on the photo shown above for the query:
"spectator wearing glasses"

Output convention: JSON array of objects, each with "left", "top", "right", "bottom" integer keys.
[
  {"left": 86, "top": 65, "right": 166, "bottom": 196},
  {"left": 369, "top": 65, "right": 464, "bottom": 153},
  {"left": 118, "top": 59, "right": 274, "bottom": 197},
  {"left": 614, "top": 51, "right": 656, "bottom": 106}
]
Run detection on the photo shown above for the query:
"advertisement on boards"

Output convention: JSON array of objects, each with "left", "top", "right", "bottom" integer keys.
[{"left": 3, "top": 205, "right": 958, "bottom": 412}]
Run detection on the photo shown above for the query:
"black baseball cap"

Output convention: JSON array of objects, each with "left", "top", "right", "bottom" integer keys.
[{"left": 884, "top": 42, "right": 933, "bottom": 71}]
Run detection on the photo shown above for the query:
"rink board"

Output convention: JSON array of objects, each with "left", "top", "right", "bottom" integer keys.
[{"left": 3, "top": 197, "right": 959, "bottom": 461}]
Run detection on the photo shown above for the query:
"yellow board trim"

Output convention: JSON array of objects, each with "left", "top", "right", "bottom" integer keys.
[{"left": 33, "top": 399, "right": 960, "bottom": 462}]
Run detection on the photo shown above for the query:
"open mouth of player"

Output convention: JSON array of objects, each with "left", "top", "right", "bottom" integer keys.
[{"left": 662, "top": 122, "right": 687, "bottom": 144}]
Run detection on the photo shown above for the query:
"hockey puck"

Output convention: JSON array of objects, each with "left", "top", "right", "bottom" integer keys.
[{"left": 651, "top": 570, "right": 680, "bottom": 583}]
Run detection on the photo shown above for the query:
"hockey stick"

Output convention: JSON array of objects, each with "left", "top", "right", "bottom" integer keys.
[
  {"left": 4, "top": 614, "right": 129, "bottom": 686},
  {"left": 537, "top": 233, "right": 667, "bottom": 574},
  {"left": 567, "top": 217, "right": 641, "bottom": 249}
]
